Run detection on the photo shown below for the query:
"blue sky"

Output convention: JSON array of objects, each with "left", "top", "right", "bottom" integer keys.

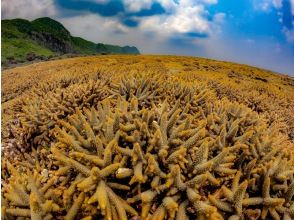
[{"left": 2, "top": 0, "right": 294, "bottom": 75}]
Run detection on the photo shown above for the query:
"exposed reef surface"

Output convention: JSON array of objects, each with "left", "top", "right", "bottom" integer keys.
[{"left": 2, "top": 55, "right": 294, "bottom": 219}]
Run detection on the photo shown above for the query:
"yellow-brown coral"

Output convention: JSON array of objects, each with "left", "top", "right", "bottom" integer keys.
[{"left": 1, "top": 55, "right": 294, "bottom": 219}]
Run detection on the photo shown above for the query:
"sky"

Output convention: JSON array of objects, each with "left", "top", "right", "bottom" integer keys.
[{"left": 2, "top": 0, "right": 294, "bottom": 75}]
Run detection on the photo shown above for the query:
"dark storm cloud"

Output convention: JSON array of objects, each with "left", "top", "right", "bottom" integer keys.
[
  {"left": 55, "top": 0, "right": 165, "bottom": 17},
  {"left": 122, "top": 18, "right": 138, "bottom": 27},
  {"left": 55, "top": 0, "right": 124, "bottom": 16}
]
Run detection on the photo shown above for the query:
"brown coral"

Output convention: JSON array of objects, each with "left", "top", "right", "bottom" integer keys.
[{"left": 2, "top": 71, "right": 294, "bottom": 219}]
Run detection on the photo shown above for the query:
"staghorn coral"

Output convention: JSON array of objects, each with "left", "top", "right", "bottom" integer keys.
[
  {"left": 2, "top": 72, "right": 294, "bottom": 219},
  {"left": 3, "top": 55, "right": 294, "bottom": 139},
  {"left": 2, "top": 56, "right": 294, "bottom": 219},
  {"left": 2, "top": 76, "right": 111, "bottom": 160}
]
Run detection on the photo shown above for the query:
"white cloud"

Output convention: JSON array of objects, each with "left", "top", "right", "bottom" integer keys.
[
  {"left": 164, "top": 5, "right": 209, "bottom": 34},
  {"left": 1, "top": 0, "right": 224, "bottom": 40},
  {"left": 156, "top": 0, "right": 177, "bottom": 10},
  {"left": 139, "top": 1, "right": 219, "bottom": 38},
  {"left": 283, "top": 27, "right": 294, "bottom": 44},
  {"left": 252, "top": 0, "right": 294, "bottom": 45},
  {"left": 272, "top": 0, "right": 282, "bottom": 9},
  {"left": 200, "top": 0, "right": 218, "bottom": 4},
  {"left": 253, "top": 0, "right": 282, "bottom": 11},
  {"left": 213, "top": 13, "right": 226, "bottom": 23},
  {"left": 176, "top": 0, "right": 217, "bottom": 7},
  {"left": 291, "top": 0, "right": 294, "bottom": 15},
  {"left": 58, "top": 13, "right": 168, "bottom": 54},
  {"left": 59, "top": 14, "right": 130, "bottom": 42},
  {"left": 123, "top": 0, "right": 154, "bottom": 12},
  {"left": 1, "top": 0, "right": 56, "bottom": 20}
]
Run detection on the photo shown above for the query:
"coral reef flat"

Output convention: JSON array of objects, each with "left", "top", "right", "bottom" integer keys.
[{"left": 1, "top": 55, "right": 294, "bottom": 219}]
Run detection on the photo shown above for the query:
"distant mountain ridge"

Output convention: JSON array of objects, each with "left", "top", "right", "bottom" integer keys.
[{"left": 1, "top": 17, "right": 140, "bottom": 65}]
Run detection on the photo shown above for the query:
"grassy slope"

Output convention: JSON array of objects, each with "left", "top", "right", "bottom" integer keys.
[
  {"left": 31, "top": 17, "right": 71, "bottom": 41},
  {"left": 2, "top": 38, "right": 55, "bottom": 62},
  {"left": 71, "top": 37, "right": 97, "bottom": 54},
  {"left": 1, "top": 17, "right": 140, "bottom": 65},
  {"left": 1, "top": 18, "right": 57, "bottom": 62}
]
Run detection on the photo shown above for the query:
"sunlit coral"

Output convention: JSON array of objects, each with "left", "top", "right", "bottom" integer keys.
[{"left": 1, "top": 55, "right": 294, "bottom": 219}]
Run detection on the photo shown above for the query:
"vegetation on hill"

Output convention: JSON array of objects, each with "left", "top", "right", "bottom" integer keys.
[
  {"left": 1, "top": 17, "right": 140, "bottom": 66},
  {"left": 2, "top": 55, "right": 294, "bottom": 219},
  {"left": 31, "top": 17, "right": 71, "bottom": 41}
]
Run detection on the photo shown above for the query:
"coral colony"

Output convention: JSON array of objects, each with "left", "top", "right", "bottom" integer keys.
[{"left": 2, "top": 57, "right": 294, "bottom": 219}]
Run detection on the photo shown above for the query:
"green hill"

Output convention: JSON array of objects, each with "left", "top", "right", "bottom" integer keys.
[{"left": 1, "top": 17, "right": 140, "bottom": 65}]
